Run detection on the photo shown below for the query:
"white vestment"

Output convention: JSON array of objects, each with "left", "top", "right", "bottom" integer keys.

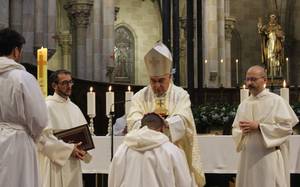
[
  {"left": 108, "top": 126, "right": 193, "bottom": 187},
  {"left": 232, "top": 89, "right": 299, "bottom": 187},
  {"left": 38, "top": 93, "right": 87, "bottom": 187},
  {"left": 127, "top": 83, "right": 205, "bottom": 187},
  {"left": 0, "top": 57, "right": 47, "bottom": 187}
]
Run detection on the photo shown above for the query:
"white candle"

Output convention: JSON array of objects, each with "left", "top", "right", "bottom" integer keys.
[
  {"left": 286, "top": 57, "right": 289, "bottom": 83},
  {"left": 240, "top": 84, "right": 249, "bottom": 103},
  {"left": 205, "top": 59, "right": 208, "bottom": 86},
  {"left": 87, "top": 87, "right": 96, "bottom": 116},
  {"left": 264, "top": 83, "right": 269, "bottom": 92},
  {"left": 106, "top": 86, "right": 114, "bottom": 116},
  {"left": 125, "top": 86, "right": 134, "bottom": 115},
  {"left": 236, "top": 59, "right": 239, "bottom": 86},
  {"left": 280, "top": 80, "right": 289, "bottom": 103}
]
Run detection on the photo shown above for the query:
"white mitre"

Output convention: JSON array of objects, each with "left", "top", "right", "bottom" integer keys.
[{"left": 144, "top": 42, "right": 173, "bottom": 76}]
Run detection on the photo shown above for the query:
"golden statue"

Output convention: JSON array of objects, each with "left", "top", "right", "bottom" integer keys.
[{"left": 258, "top": 14, "right": 285, "bottom": 78}]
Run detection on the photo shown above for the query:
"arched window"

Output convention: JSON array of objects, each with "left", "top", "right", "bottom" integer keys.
[{"left": 114, "top": 26, "right": 135, "bottom": 83}]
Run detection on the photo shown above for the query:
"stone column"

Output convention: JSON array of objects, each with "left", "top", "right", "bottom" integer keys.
[
  {"left": 225, "top": 17, "right": 236, "bottom": 87},
  {"left": 217, "top": 0, "right": 225, "bottom": 87},
  {"left": 34, "top": 0, "right": 44, "bottom": 49},
  {"left": 57, "top": 31, "right": 72, "bottom": 70},
  {"left": 64, "top": 0, "right": 94, "bottom": 79},
  {"left": 9, "top": 0, "right": 23, "bottom": 32},
  {"left": 203, "top": 0, "right": 219, "bottom": 87},
  {"left": 0, "top": 0, "right": 9, "bottom": 29},
  {"left": 224, "top": 0, "right": 235, "bottom": 87}
]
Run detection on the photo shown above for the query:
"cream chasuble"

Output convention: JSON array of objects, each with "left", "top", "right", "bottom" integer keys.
[
  {"left": 127, "top": 83, "right": 205, "bottom": 187},
  {"left": 232, "top": 89, "right": 298, "bottom": 187},
  {"left": 38, "top": 93, "right": 87, "bottom": 187}
]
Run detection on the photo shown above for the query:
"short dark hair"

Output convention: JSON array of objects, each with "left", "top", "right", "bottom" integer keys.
[
  {"left": 49, "top": 69, "right": 72, "bottom": 85},
  {"left": 141, "top": 113, "right": 165, "bottom": 130},
  {"left": 0, "top": 28, "right": 25, "bottom": 56}
]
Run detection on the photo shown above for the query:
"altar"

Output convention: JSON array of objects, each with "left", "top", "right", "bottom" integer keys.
[{"left": 82, "top": 135, "right": 300, "bottom": 174}]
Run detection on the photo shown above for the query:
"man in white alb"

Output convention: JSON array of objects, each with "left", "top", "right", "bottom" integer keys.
[
  {"left": 109, "top": 112, "right": 193, "bottom": 187},
  {"left": 232, "top": 65, "right": 298, "bottom": 187},
  {"left": 127, "top": 42, "right": 205, "bottom": 187},
  {"left": 38, "top": 69, "right": 88, "bottom": 187},
  {"left": 0, "top": 28, "right": 48, "bottom": 187}
]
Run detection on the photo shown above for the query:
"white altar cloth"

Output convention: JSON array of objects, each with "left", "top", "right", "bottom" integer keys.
[{"left": 82, "top": 135, "right": 300, "bottom": 174}]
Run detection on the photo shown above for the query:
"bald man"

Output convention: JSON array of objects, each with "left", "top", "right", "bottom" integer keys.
[{"left": 232, "top": 65, "right": 298, "bottom": 187}]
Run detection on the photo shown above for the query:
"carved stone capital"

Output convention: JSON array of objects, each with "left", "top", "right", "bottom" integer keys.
[
  {"left": 225, "top": 16, "right": 236, "bottom": 41},
  {"left": 64, "top": 0, "right": 94, "bottom": 28},
  {"left": 57, "top": 31, "right": 72, "bottom": 55}
]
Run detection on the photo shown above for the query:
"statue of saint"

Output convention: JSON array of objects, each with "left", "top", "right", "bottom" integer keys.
[{"left": 258, "top": 14, "right": 285, "bottom": 78}]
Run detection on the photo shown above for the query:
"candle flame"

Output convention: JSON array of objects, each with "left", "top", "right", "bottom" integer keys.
[
  {"left": 205, "top": 59, "right": 208, "bottom": 64},
  {"left": 89, "top": 87, "right": 93, "bottom": 92},
  {"left": 220, "top": 59, "right": 224, "bottom": 63},
  {"left": 286, "top": 57, "right": 289, "bottom": 61},
  {"left": 243, "top": 84, "right": 246, "bottom": 89},
  {"left": 128, "top": 86, "right": 131, "bottom": 91},
  {"left": 236, "top": 59, "right": 239, "bottom": 63},
  {"left": 264, "top": 83, "right": 266, "bottom": 88},
  {"left": 109, "top": 85, "right": 112, "bottom": 92},
  {"left": 283, "top": 80, "right": 286, "bottom": 88}
]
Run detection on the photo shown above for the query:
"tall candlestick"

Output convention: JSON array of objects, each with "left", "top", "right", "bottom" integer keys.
[
  {"left": 280, "top": 80, "right": 289, "bottom": 103},
  {"left": 235, "top": 59, "right": 239, "bottom": 86},
  {"left": 106, "top": 86, "right": 114, "bottom": 116},
  {"left": 240, "top": 84, "right": 249, "bottom": 103},
  {"left": 37, "top": 47, "right": 48, "bottom": 97},
  {"left": 87, "top": 87, "right": 96, "bottom": 116},
  {"left": 125, "top": 86, "right": 134, "bottom": 115}
]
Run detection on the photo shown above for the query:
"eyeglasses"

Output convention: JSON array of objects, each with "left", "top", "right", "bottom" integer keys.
[
  {"left": 57, "top": 80, "right": 74, "bottom": 86},
  {"left": 245, "top": 77, "right": 265, "bottom": 82}
]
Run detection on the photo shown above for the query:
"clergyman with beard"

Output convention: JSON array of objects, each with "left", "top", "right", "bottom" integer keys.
[
  {"left": 37, "top": 69, "right": 89, "bottom": 187},
  {"left": 232, "top": 65, "right": 298, "bottom": 187},
  {"left": 127, "top": 42, "right": 205, "bottom": 187}
]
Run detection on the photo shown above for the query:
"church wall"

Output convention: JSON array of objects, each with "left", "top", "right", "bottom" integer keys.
[
  {"left": 115, "top": 0, "right": 162, "bottom": 85},
  {"left": 290, "top": 1, "right": 300, "bottom": 86},
  {"left": 230, "top": 1, "right": 266, "bottom": 82}
]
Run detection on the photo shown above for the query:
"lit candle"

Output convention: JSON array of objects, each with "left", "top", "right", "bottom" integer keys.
[
  {"left": 125, "top": 86, "right": 134, "bottom": 115},
  {"left": 240, "top": 84, "right": 249, "bottom": 103},
  {"left": 280, "top": 80, "right": 289, "bottom": 103},
  {"left": 236, "top": 59, "right": 239, "bottom": 86},
  {"left": 37, "top": 47, "right": 48, "bottom": 97},
  {"left": 205, "top": 59, "right": 208, "bottom": 86},
  {"left": 106, "top": 86, "right": 114, "bottom": 116},
  {"left": 87, "top": 87, "right": 96, "bottom": 116},
  {"left": 264, "top": 83, "right": 269, "bottom": 92},
  {"left": 286, "top": 57, "right": 289, "bottom": 83}
]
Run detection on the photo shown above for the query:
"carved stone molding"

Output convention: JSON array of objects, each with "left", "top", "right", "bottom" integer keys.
[
  {"left": 64, "top": 0, "right": 94, "bottom": 28},
  {"left": 225, "top": 16, "right": 236, "bottom": 41},
  {"left": 57, "top": 31, "right": 72, "bottom": 55}
]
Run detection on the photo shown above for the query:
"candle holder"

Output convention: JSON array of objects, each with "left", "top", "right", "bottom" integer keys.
[
  {"left": 107, "top": 112, "right": 115, "bottom": 135},
  {"left": 88, "top": 114, "right": 96, "bottom": 136}
]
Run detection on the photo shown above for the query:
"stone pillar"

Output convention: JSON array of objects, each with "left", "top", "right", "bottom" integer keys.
[
  {"left": 57, "top": 31, "right": 72, "bottom": 70},
  {"left": 34, "top": 0, "right": 44, "bottom": 49},
  {"left": 225, "top": 17, "right": 236, "bottom": 87},
  {"left": 217, "top": 0, "right": 226, "bottom": 87},
  {"left": 203, "top": 0, "right": 219, "bottom": 87},
  {"left": 9, "top": 0, "right": 23, "bottom": 32},
  {"left": 0, "top": 0, "right": 9, "bottom": 29},
  {"left": 224, "top": 0, "right": 235, "bottom": 87},
  {"left": 64, "top": 0, "right": 94, "bottom": 79},
  {"left": 47, "top": 0, "right": 57, "bottom": 59}
]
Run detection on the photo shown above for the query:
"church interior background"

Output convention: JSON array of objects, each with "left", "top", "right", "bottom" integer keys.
[{"left": 1, "top": 0, "right": 300, "bottom": 186}]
